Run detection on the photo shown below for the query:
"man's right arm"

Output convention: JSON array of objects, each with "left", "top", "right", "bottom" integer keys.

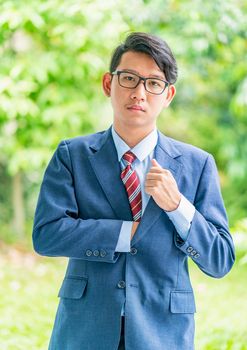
[{"left": 32, "top": 141, "right": 127, "bottom": 264}]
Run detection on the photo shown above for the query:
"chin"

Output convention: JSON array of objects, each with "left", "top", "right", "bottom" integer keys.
[{"left": 126, "top": 120, "right": 152, "bottom": 130}]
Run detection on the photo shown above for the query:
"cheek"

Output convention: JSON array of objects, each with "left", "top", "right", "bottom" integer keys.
[
  {"left": 149, "top": 99, "right": 165, "bottom": 116},
  {"left": 110, "top": 88, "right": 119, "bottom": 107},
  {"left": 111, "top": 89, "right": 128, "bottom": 110},
  {"left": 111, "top": 93, "right": 122, "bottom": 111}
]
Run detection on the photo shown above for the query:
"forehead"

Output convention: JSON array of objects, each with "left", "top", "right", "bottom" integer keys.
[{"left": 117, "top": 51, "right": 165, "bottom": 79}]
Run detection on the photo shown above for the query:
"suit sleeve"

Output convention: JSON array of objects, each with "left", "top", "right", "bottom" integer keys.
[
  {"left": 32, "top": 141, "right": 122, "bottom": 263},
  {"left": 174, "top": 154, "right": 235, "bottom": 278}
]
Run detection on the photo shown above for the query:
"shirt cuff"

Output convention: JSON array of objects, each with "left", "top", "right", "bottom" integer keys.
[
  {"left": 115, "top": 221, "right": 132, "bottom": 252},
  {"left": 165, "top": 195, "right": 195, "bottom": 241}
]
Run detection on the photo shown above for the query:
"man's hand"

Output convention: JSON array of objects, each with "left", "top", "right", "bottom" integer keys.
[
  {"left": 131, "top": 222, "right": 139, "bottom": 240},
  {"left": 145, "top": 159, "right": 181, "bottom": 212}
]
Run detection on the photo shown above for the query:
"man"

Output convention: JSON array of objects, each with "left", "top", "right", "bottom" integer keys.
[{"left": 33, "top": 32, "right": 235, "bottom": 350}]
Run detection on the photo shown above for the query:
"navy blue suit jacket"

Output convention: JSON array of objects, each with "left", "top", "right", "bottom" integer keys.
[{"left": 33, "top": 127, "right": 235, "bottom": 350}]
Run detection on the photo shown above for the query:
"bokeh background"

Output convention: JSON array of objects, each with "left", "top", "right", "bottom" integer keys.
[{"left": 0, "top": 0, "right": 246, "bottom": 349}]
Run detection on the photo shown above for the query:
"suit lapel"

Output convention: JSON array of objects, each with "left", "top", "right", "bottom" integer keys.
[
  {"left": 131, "top": 131, "right": 183, "bottom": 245},
  {"left": 88, "top": 128, "right": 132, "bottom": 221}
]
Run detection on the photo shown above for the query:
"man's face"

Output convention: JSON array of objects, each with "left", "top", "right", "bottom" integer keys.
[{"left": 103, "top": 51, "right": 176, "bottom": 133}]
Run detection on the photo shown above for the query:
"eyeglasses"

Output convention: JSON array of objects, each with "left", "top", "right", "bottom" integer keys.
[{"left": 111, "top": 70, "right": 169, "bottom": 95}]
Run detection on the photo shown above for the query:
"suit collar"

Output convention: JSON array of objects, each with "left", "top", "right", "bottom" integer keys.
[
  {"left": 89, "top": 127, "right": 182, "bottom": 159},
  {"left": 89, "top": 127, "right": 111, "bottom": 152},
  {"left": 157, "top": 130, "right": 182, "bottom": 159}
]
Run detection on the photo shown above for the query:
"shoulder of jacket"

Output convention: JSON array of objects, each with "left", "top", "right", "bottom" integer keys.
[
  {"left": 57, "top": 130, "right": 107, "bottom": 154},
  {"left": 166, "top": 136, "right": 211, "bottom": 161}
]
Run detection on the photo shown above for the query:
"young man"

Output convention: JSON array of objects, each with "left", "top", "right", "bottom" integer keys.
[{"left": 33, "top": 32, "right": 235, "bottom": 350}]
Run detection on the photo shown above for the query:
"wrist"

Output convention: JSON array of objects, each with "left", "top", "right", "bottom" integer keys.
[{"left": 166, "top": 192, "right": 181, "bottom": 212}]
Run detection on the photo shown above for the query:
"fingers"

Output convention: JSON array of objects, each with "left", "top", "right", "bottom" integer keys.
[
  {"left": 149, "top": 167, "right": 164, "bottom": 174},
  {"left": 145, "top": 182, "right": 157, "bottom": 188},
  {"left": 148, "top": 168, "right": 171, "bottom": 177},
  {"left": 131, "top": 221, "right": 139, "bottom": 239},
  {"left": 146, "top": 173, "right": 164, "bottom": 180},
  {"left": 151, "top": 159, "right": 162, "bottom": 168},
  {"left": 150, "top": 159, "right": 171, "bottom": 174},
  {"left": 149, "top": 159, "right": 163, "bottom": 173}
]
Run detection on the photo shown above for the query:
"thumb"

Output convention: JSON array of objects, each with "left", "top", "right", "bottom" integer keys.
[{"left": 151, "top": 158, "right": 162, "bottom": 168}]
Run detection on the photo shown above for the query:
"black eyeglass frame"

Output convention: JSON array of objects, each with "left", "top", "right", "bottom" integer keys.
[{"left": 111, "top": 70, "right": 169, "bottom": 95}]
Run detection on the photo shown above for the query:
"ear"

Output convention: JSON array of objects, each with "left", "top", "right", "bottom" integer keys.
[
  {"left": 163, "top": 84, "right": 176, "bottom": 108},
  {"left": 102, "top": 72, "right": 112, "bottom": 97}
]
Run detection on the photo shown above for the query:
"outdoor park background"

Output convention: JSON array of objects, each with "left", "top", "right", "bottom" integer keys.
[{"left": 0, "top": 0, "right": 246, "bottom": 349}]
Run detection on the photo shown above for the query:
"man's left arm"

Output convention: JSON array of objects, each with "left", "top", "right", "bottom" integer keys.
[{"left": 145, "top": 156, "right": 235, "bottom": 278}]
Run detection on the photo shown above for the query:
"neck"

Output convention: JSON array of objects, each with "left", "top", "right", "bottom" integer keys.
[{"left": 113, "top": 123, "right": 155, "bottom": 148}]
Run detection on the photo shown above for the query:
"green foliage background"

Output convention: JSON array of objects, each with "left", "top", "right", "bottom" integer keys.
[{"left": 0, "top": 0, "right": 247, "bottom": 349}]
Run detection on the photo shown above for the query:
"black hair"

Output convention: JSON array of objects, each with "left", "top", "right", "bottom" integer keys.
[{"left": 109, "top": 32, "right": 178, "bottom": 84}]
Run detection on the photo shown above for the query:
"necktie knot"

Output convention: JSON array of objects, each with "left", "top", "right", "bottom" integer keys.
[{"left": 122, "top": 151, "right": 136, "bottom": 166}]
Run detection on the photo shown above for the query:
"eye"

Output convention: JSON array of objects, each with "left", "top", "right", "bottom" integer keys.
[
  {"left": 123, "top": 75, "right": 135, "bottom": 81},
  {"left": 150, "top": 80, "right": 162, "bottom": 87}
]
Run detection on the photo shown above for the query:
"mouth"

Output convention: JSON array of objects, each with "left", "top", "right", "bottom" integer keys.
[{"left": 127, "top": 105, "right": 145, "bottom": 112}]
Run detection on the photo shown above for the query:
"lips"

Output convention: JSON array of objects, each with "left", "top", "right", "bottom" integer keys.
[{"left": 127, "top": 105, "right": 145, "bottom": 112}]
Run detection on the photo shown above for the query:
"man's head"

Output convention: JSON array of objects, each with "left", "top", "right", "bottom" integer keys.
[{"left": 103, "top": 32, "right": 177, "bottom": 136}]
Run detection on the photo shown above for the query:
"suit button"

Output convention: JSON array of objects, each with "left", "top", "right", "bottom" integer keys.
[
  {"left": 194, "top": 253, "right": 200, "bottom": 259},
  {"left": 187, "top": 246, "right": 193, "bottom": 253},
  {"left": 86, "top": 249, "right": 92, "bottom": 256},
  {"left": 191, "top": 250, "right": 197, "bottom": 256},
  {"left": 130, "top": 247, "right": 137, "bottom": 255},
  {"left": 117, "top": 281, "right": 126, "bottom": 289},
  {"left": 93, "top": 249, "right": 99, "bottom": 256},
  {"left": 100, "top": 249, "right": 107, "bottom": 257}
]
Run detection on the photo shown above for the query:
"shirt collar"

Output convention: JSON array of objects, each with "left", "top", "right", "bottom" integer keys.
[{"left": 111, "top": 125, "right": 158, "bottom": 162}]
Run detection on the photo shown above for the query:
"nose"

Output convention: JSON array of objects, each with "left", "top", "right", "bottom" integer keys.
[{"left": 130, "top": 80, "right": 146, "bottom": 102}]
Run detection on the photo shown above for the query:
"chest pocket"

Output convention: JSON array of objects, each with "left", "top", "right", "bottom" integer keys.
[{"left": 58, "top": 276, "right": 88, "bottom": 299}]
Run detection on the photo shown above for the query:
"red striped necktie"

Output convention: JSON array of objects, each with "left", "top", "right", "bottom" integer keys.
[{"left": 120, "top": 151, "right": 142, "bottom": 222}]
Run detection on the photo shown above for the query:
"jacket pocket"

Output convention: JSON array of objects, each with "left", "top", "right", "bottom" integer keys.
[
  {"left": 58, "top": 276, "right": 88, "bottom": 299},
  {"left": 170, "top": 291, "right": 196, "bottom": 314}
]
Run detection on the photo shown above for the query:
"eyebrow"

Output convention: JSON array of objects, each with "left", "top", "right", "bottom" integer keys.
[{"left": 121, "top": 69, "right": 166, "bottom": 80}]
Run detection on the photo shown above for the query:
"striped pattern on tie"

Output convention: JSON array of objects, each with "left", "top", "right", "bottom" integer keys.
[{"left": 121, "top": 151, "right": 142, "bottom": 222}]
